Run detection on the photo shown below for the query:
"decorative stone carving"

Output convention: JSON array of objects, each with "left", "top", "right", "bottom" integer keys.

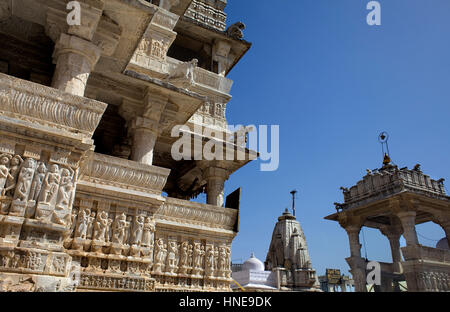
[
  {"left": 4, "top": 155, "right": 23, "bottom": 198},
  {"left": 111, "top": 213, "right": 129, "bottom": 245},
  {"left": 0, "top": 73, "right": 107, "bottom": 137},
  {"left": 141, "top": 217, "right": 155, "bottom": 248},
  {"left": 153, "top": 238, "right": 167, "bottom": 274},
  {"left": 75, "top": 209, "right": 89, "bottom": 240},
  {"left": 92, "top": 210, "right": 109, "bottom": 242},
  {"left": 131, "top": 215, "right": 145, "bottom": 247},
  {"left": 226, "top": 22, "right": 246, "bottom": 40},
  {"left": 166, "top": 240, "right": 179, "bottom": 275},
  {"left": 167, "top": 59, "right": 198, "bottom": 89},
  {"left": 29, "top": 162, "right": 47, "bottom": 203},
  {"left": 79, "top": 152, "right": 170, "bottom": 195}
]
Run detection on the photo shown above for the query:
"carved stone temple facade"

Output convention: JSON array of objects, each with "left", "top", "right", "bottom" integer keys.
[
  {"left": 0, "top": 0, "right": 256, "bottom": 292},
  {"left": 265, "top": 209, "right": 321, "bottom": 292},
  {"left": 325, "top": 157, "right": 450, "bottom": 292}
]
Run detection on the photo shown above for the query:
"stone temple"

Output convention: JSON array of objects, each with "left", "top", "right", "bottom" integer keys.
[
  {"left": 0, "top": 0, "right": 257, "bottom": 292},
  {"left": 230, "top": 209, "right": 321, "bottom": 292},
  {"left": 265, "top": 209, "right": 321, "bottom": 291}
]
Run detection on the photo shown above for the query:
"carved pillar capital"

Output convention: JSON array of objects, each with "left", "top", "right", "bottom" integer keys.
[
  {"left": 51, "top": 33, "right": 102, "bottom": 96},
  {"left": 46, "top": 0, "right": 104, "bottom": 42}
]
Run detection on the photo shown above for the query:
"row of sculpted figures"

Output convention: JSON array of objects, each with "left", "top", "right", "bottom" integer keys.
[
  {"left": 65, "top": 206, "right": 232, "bottom": 279},
  {"left": 0, "top": 153, "right": 76, "bottom": 225}
]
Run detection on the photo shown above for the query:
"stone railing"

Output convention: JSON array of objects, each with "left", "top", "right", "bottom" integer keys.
[
  {"left": 166, "top": 57, "right": 233, "bottom": 95},
  {"left": 184, "top": 0, "right": 227, "bottom": 31},
  {"left": 156, "top": 197, "right": 238, "bottom": 232},
  {"left": 193, "top": 66, "right": 233, "bottom": 95},
  {"left": 402, "top": 245, "right": 450, "bottom": 263},
  {"left": 79, "top": 152, "right": 170, "bottom": 195},
  {"left": 340, "top": 166, "right": 447, "bottom": 208},
  {"left": 0, "top": 73, "right": 107, "bottom": 138}
]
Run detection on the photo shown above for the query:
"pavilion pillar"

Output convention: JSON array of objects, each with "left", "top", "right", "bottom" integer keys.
[
  {"left": 130, "top": 117, "right": 159, "bottom": 166},
  {"left": 344, "top": 225, "right": 366, "bottom": 292},
  {"left": 380, "top": 226, "right": 403, "bottom": 273},
  {"left": 397, "top": 211, "right": 419, "bottom": 246},
  {"left": 345, "top": 225, "right": 362, "bottom": 258},
  {"left": 51, "top": 33, "right": 101, "bottom": 97},
  {"left": 204, "top": 167, "right": 228, "bottom": 207}
]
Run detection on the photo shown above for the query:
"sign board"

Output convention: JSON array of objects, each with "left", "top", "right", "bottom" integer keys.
[
  {"left": 225, "top": 188, "right": 241, "bottom": 232},
  {"left": 326, "top": 268, "right": 341, "bottom": 284}
]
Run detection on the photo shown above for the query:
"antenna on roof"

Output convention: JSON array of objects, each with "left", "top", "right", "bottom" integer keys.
[{"left": 290, "top": 190, "right": 297, "bottom": 216}]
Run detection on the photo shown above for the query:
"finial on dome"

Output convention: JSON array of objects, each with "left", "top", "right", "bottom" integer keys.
[{"left": 250, "top": 252, "right": 255, "bottom": 258}]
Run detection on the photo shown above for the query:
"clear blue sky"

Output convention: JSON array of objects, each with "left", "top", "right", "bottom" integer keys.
[{"left": 214, "top": 0, "right": 450, "bottom": 275}]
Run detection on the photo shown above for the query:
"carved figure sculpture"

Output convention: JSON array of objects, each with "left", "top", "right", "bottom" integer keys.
[
  {"left": 168, "top": 58, "right": 198, "bottom": 86},
  {"left": 179, "top": 241, "right": 189, "bottom": 269},
  {"left": 29, "top": 162, "right": 46, "bottom": 201},
  {"left": 4, "top": 155, "right": 23, "bottom": 197},
  {"left": 141, "top": 217, "right": 155, "bottom": 247},
  {"left": 13, "top": 158, "right": 36, "bottom": 202},
  {"left": 226, "top": 22, "right": 246, "bottom": 40},
  {"left": 154, "top": 238, "right": 167, "bottom": 272},
  {"left": 38, "top": 164, "right": 60, "bottom": 205},
  {"left": 166, "top": 241, "right": 178, "bottom": 274},
  {"left": 131, "top": 215, "right": 145, "bottom": 246},
  {"left": 111, "top": 213, "right": 128, "bottom": 245},
  {"left": 75, "top": 209, "right": 89, "bottom": 239},
  {"left": 86, "top": 212, "right": 96, "bottom": 239},
  {"left": 55, "top": 167, "right": 74, "bottom": 210},
  {"left": 0, "top": 154, "right": 11, "bottom": 196},
  {"left": 93, "top": 210, "right": 109, "bottom": 242}
]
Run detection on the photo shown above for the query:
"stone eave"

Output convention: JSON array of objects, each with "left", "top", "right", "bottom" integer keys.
[
  {"left": 123, "top": 68, "right": 206, "bottom": 102},
  {"left": 325, "top": 191, "right": 449, "bottom": 227}
]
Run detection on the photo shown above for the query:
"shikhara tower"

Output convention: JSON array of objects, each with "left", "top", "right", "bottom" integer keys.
[
  {"left": 0, "top": 0, "right": 255, "bottom": 291},
  {"left": 265, "top": 209, "right": 321, "bottom": 291}
]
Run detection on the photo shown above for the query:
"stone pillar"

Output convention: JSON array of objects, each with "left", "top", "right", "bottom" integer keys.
[
  {"left": 130, "top": 117, "right": 159, "bottom": 166},
  {"left": 204, "top": 167, "right": 228, "bottom": 207},
  {"left": 397, "top": 211, "right": 419, "bottom": 246},
  {"left": 380, "top": 226, "right": 403, "bottom": 273},
  {"left": 51, "top": 34, "right": 101, "bottom": 97},
  {"left": 345, "top": 225, "right": 362, "bottom": 258},
  {"left": 344, "top": 225, "right": 367, "bottom": 292}
]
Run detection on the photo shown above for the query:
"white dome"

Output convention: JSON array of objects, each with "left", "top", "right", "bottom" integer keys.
[
  {"left": 436, "top": 238, "right": 449, "bottom": 250},
  {"left": 242, "top": 253, "right": 265, "bottom": 272}
]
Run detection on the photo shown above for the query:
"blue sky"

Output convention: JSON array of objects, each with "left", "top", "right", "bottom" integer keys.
[{"left": 213, "top": 0, "right": 450, "bottom": 275}]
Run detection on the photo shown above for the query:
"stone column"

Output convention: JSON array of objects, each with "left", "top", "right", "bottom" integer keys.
[
  {"left": 397, "top": 211, "right": 419, "bottom": 246},
  {"left": 204, "top": 167, "right": 228, "bottom": 207},
  {"left": 51, "top": 33, "right": 101, "bottom": 97},
  {"left": 130, "top": 117, "right": 159, "bottom": 166},
  {"left": 345, "top": 225, "right": 362, "bottom": 258},
  {"left": 344, "top": 225, "right": 367, "bottom": 292},
  {"left": 380, "top": 226, "right": 403, "bottom": 273}
]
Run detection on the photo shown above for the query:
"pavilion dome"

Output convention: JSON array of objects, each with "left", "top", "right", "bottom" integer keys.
[
  {"left": 242, "top": 253, "right": 265, "bottom": 272},
  {"left": 436, "top": 237, "right": 449, "bottom": 250}
]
